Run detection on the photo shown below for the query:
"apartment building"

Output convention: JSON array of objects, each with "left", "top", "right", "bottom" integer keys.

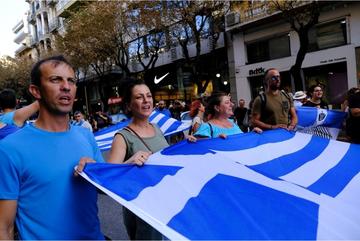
[{"left": 226, "top": 1, "right": 360, "bottom": 108}]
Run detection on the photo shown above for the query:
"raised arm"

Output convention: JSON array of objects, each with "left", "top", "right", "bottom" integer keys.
[
  {"left": 0, "top": 200, "right": 17, "bottom": 239},
  {"left": 13, "top": 101, "right": 39, "bottom": 127}
]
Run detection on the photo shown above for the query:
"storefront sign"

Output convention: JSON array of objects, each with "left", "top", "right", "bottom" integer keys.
[
  {"left": 320, "top": 57, "right": 346, "bottom": 64},
  {"left": 249, "top": 67, "right": 265, "bottom": 76}
]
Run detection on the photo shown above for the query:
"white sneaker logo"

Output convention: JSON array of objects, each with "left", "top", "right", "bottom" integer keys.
[{"left": 154, "top": 72, "right": 169, "bottom": 84}]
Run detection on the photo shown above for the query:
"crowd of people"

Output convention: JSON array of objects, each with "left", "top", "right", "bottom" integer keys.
[{"left": 0, "top": 56, "right": 359, "bottom": 240}]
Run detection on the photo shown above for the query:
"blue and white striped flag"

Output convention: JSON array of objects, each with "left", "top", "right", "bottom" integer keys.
[
  {"left": 80, "top": 129, "right": 360, "bottom": 240},
  {"left": 94, "top": 111, "right": 191, "bottom": 151},
  {"left": 296, "top": 107, "right": 347, "bottom": 139}
]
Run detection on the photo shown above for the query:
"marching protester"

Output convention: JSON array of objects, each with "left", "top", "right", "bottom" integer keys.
[
  {"left": 0, "top": 88, "right": 39, "bottom": 127},
  {"left": 188, "top": 99, "right": 205, "bottom": 135},
  {"left": 346, "top": 88, "right": 360, "bottom": 144},
  {"left": 292, "top": 91, "right": 308, "bottom": 107},
  {"left": 303, "top": 84, "right": 329, "bottom": 109},
  {"left": 155, "top": 99, "right": 171, "bottom": 117},
  {"left": 233, "top": 98, "right": 249, "bottom": 132},
  {"left": 73, "top": 110, "right": 93, "bottom": 132},
  {"left": 107, "top": 79, "right": 168, "bottom": 240},
  {"left": 0, "top": 56, "right": 105, "bottom": 240},
  {"left": 251, "top": 68, "right": 298, "bottom": 131},
  {"left": 190, "top": 92, "right": 261, "bottom": 140}
]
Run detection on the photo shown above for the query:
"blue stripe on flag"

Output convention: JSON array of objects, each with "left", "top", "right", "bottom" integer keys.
[
  {"left": 308, "top": 144, "right": 360, "bottom": 197},
  {"left": 84, "top": 163, "right": 182, "bottom": 200},
  {"left": 161, "top": 129, "right": 294, "bottom": 156},
  {"left": 168, "top": 174, "right": 319, "bottom": 240},
  {"left": 249, "top": 135, "right": 330, "bottom": 178}
]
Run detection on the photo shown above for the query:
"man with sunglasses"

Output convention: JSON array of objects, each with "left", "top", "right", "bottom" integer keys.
[{"left": 251, "top": 68, "right": 297, "bottom": 131}]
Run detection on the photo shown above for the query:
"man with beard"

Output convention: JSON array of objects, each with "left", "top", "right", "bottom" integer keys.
[
  {"left": 155, "top": 100, "right": 171, "bottom": 117},
  {"left": 0, "top": 56, "right": 104, "bottom": 239},
  {"left": 251, "top": 68, "right": 297, "bottom": 131}
]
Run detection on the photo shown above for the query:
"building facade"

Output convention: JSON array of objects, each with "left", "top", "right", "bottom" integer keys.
[
  {"left": 14, "top": 0, "right": 229, "bottom": 113},
  {"left": 226, "top": 1, "right": 360, "bottom": 109}
]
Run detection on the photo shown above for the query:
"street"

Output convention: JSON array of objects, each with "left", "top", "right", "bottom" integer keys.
[{"left": 98, "top": 193, "right": 129, "bottom": 240}]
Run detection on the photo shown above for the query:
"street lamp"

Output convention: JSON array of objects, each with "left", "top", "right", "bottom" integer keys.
[{"left": 216, "top": 73, "right": 221, "bottom": 78}]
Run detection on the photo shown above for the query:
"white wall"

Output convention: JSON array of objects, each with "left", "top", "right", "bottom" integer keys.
[{"left": 229, "top": 2, "right": 360, "bottom": 103}]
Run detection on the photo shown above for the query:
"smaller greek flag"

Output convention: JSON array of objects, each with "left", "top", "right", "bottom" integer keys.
[
  {"left": 296, "top": 107, "right": 347, "bottom": 139},
  {"left": 95, "top": 111, "right": 191, "bottom": 151}
]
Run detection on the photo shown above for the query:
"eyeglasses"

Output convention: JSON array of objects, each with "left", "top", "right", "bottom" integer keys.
[
  {"left": 270, "top": 75, "right": 280, "bottom": 81},
  {"left": 314, "top": 89, "right": 323, "bottom": 92}
]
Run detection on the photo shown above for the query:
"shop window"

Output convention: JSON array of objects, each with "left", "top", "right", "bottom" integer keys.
[
  {"left": 308, "top": 19, "right": 347, "bottom": 52},
  {"left": 246, "top": 34, "right": 290, "bottom": 64}
]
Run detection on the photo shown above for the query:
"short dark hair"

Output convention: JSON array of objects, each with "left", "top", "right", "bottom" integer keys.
[
  {"left": 308, "top": 84, "right": 322, "bottom": 94},
  {"left": 0, "top": 89, "right": 17, "bottom": 110},
  {"left": 30, "top": 55, "right": 74, "bottom": 87}
]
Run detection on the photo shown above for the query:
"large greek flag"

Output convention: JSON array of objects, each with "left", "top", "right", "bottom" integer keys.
[
  {"left": 296, "top": 106, "right": 347, "bottom": 139},
  {"left": 80, "top": 129, "right": 360, "bottom": 240},
  {"left": 95, "top": 111, "right": 191, "bottom": 151}
]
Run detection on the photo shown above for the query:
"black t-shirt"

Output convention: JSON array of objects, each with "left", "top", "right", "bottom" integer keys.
[
  {"left": 303, "top": 100, "right": 329, "bottom": 109},
  {"left": 346, "top": 92, "right": 360, "bottom": 143},
  {"left": 234, "top": 107, "right": 248, "bottom": 125}
]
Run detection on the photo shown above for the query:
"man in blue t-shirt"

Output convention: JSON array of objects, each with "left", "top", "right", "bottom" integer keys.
[{"left": 0, "top": 56, "right": 104, "bottom": 240}]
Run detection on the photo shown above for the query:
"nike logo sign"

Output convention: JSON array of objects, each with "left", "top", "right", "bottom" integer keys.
[{"left": 154, "top": 72, "right": 169, "bottom": 84}]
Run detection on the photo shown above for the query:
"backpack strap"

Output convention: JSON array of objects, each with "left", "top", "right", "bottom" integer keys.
[
  {"left": 208, "top": 123, "right": 214, "bottom": 138},
  {"left": 280, "top": 90, "right": 292, "bottom": 104},
  {"left": 259, "top": 92, "right": 267, "bottom": 114},
  {"left": 123, "top": 126, "right": 153, "bottom": 153}
]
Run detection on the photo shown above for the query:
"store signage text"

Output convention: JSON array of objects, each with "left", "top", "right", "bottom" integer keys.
[
  {"left": 320, "top": 57, "right": 346, "bottom": 64},
  {"left": 249, "top": 67, "right": 265, "bottom": 76}
]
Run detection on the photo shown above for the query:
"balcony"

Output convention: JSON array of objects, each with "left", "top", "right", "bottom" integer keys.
[
  {"left": 27, "top": 12, "right": 36, "bottom": 24},
  {"left": 47, "top": 0, "right": 57, "bottom": 6},
  {"left": 14, "top": 31, "right": 27, "bottom": 44},
  {"left": 56, "top": 0, "right": 83, "bottom": 18},
  {"left": 226, "top": 1, "right": 312, "bottom": 30},
  {"left": 30, "top": 36, "right": 39, "bottom": 46},
  {"left": 38, "top": 32, "right": 50, "bottom": 41},
  {"left": 15, "top": 43, "right": 31, "bottom": 56},
  {"left": 49, "top": 19, "right": 59, "bottom": 32}
]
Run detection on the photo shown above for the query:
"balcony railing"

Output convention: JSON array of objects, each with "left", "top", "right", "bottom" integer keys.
[
  {"left": 27, "top": 12, "right": 36, "bottom": 23},
  {"left": 47, "top": 0, "right": 57, "bottom": 6},
  {"left": 49, "top": 19, "right": 59, "bottom": 32}
]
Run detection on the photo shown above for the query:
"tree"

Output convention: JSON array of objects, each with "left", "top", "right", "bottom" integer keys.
[
  {"left": 0, "top": 56, "right": 33, "bottom": 99},
  {"left": 166, "top": 1, "right": 229, "bottom": 94},
  {"left": 269, "top": 0, "right": 320, "bottom": 90}
]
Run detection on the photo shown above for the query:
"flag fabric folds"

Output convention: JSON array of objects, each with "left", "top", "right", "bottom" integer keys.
[
  {"left": 296, "top": 106, "right": 347, "bottom": 139},
  {"left": 94, "top": 111, "right": 191, "bottom": 151},
  {"left": 80, "top": 129, "right": 360, "bottom": 240}
]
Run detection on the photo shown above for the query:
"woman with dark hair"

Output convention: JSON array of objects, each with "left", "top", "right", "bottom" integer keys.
[
  {"left": 303, "top": 85, "right": 329, "bottom": 109},
  {"left": 107, "top": 79, "right": 168, "bottom": 240},
  {"left": 192, "top": 92, "right": 261, "bottom": 139},
  {"left": 188, "top": 99, "right": 205, "bottom": 134}
]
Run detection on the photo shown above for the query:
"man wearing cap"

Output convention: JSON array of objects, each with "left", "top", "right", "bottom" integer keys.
[
  {"left": 293, "top": 91, "right": 308, "bottom": 107},
  {"left": 251, "top": 68, "right": 298, "bottom": 131}
]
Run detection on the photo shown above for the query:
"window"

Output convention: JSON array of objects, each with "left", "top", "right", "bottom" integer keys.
[
  {"left": 246, "top": 34, "right": 290, "bottom": 64},
  {"left": 308, "top": 19, "right": 347, "bottom": 52}
]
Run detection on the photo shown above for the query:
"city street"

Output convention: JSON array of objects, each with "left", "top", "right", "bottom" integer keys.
[{"left": 98, "top": 193, "right": 129, "bottom": 240}]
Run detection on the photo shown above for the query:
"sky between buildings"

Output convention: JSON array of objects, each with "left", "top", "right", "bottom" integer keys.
[{"left": 0, "top": 0, "right": 28, "bottom": 57}]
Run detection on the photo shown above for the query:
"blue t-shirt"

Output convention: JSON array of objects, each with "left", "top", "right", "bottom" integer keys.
[
  {"left": 0, "top": 111, "right": 15, "bottom": 125},
  {"left": 0, "top": 124, "right": 104, "bottom": 240},
  {"left": 0, "top": 124, "right": 19, "bottom": 140},
  {"left": 194, "top": 119, "right": 243, "bottom": 138}
]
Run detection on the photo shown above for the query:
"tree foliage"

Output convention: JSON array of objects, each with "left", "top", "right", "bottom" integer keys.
[
  {"left": 0, "top": 56, "right": 33, "bottom": 98},
  {"left": 269, "top": 0, "right": 320, "bottom": 90},
  {"left": 166, "top": 0, "right": 229, "bottom": 94}
]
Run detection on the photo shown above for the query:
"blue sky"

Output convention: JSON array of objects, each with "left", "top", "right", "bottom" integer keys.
[{"left": 0, "top": 0, "right": 28, "bottom": 57}]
